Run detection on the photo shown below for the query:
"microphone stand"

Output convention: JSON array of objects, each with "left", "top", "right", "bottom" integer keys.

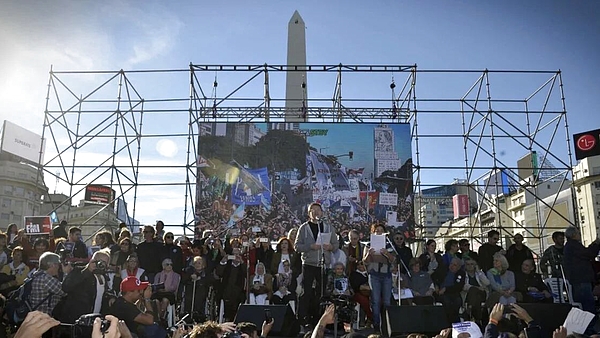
[{"left": 385, "top": 236, "right": 409, "bottom": 306}]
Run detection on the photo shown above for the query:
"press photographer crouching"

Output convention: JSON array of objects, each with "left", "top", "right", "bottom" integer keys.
[
  {"left": 107, "top": 276, "right": 167, "bottom": 338},
  {"left": 54, "top": 250, "right": 114, "bottom": 324}
]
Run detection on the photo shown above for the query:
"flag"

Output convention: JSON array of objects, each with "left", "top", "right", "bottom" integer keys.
[
  {"left": 227, "top": 203, "right": 245, "bottom": 228},
  {"left": 50, "top": 211, "right": 59, "bottom": 224},
  {"left": 261, "top": 194, "right": 272, "bottom": 212}
]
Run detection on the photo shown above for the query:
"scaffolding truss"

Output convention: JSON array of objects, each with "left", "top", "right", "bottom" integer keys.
[{"left": 38, "top": 65, "right": 573, "bottom": 254}]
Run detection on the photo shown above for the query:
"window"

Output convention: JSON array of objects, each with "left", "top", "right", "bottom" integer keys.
[
  {"left": 3, "top": 185, "right": 12, "bottom": 195},
  {"left": 594, "top": 182, "right": 600, "bottom": 189},
  {"left": 593, "top": 166, "right": 600, "bottom": 176},
  {"left": 0, "top": 213, "right": 9, "bottom": 220},
  {"left": 2, "top": 198, "right": 11, "bottom": 208},
  {"left": 15, "top": 187, "right": 24, "bottom": 197}
]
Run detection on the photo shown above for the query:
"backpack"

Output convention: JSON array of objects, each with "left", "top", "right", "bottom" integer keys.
[{"left": 4, "top": 271, "right": 53, "bottom": 325}]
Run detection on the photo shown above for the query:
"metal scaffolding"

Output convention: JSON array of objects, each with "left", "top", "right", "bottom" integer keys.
[{"left": 38, "top": 65, "right": 573, "bottom": 253}]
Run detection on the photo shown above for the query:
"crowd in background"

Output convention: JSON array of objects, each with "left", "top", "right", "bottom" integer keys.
[{"left": 0, "top": 204, "right": 599, "bottom": 338}]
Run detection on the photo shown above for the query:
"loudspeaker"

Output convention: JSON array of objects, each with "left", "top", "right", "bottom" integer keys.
[
  {"left": 234, "top": 304, "right": 300, "bottom": 337},
  {"left": 384, "top": 305, "right": 449, "bottom": 336},
  {"left": 517, "top": 303, "right": 572, "bottom": 337}
]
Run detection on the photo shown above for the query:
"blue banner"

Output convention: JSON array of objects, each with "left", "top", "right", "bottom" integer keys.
[{"left": 231, "top": 167, "right": 271, "bottom": 206}]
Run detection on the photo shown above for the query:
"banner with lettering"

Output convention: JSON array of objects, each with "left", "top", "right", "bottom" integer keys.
[
  {"left": 24, "top": 216, "right": 52, "bottom": 235},
  {"left": 230, "top": 167, "right": 271, "bottom": 206}
]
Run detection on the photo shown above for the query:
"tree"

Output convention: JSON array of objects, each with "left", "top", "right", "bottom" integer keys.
[{"left": 251, "top": 130, "right": 309, "bottom": 175}]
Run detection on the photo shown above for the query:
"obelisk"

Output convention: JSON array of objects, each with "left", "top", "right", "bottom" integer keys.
[{"left": 285, "top": 10, "right": 307, "bottom": 128}]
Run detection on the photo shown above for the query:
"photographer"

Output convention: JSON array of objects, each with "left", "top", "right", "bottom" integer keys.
[
  {"left": 108, "top": 276, "right": 166, "bottom": 338},
  {"left": 56, "top": 250, "right": 112, "bottom": 323}
]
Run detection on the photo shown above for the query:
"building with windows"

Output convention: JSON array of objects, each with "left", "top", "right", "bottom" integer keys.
[
  {"left": 41, "top": 193, "right": 120, "bottom": 241},
  {"left": 573, "top": 155, "right": 600, "bottom": 245},
  {"left": 0, "top": 159, "right": 48, "bottom": 230}
]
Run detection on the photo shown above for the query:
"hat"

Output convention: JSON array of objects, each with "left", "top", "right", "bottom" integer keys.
[{"left": 120, "top": 276, "right": 150, "bottom": 292}]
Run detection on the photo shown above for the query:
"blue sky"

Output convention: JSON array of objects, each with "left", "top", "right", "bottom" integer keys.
[{"left": 1, "top": 1, "right": 598, "bottom": 232}]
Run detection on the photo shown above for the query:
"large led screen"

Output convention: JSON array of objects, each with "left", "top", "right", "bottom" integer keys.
[{"left": 195, "top": 122, "right": 414, "bottom": 240}]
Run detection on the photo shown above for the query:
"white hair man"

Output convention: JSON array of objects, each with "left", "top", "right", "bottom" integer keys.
[{"left": 29, "top": 252, "right": 67, "bottom": 315}]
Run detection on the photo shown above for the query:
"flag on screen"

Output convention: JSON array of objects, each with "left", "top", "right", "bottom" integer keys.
[{"left": 227, "top": 203, "right": 245, "bottom": 228}]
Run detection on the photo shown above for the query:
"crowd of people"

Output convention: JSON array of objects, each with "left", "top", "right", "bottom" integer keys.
[{"left": 0, "top": 201, "right": 599, "bottom": 337}]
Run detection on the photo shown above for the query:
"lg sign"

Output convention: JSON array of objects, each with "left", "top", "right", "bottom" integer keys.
[
  {"left": 573, "top": 128, "right": 600, "bottom": 160},
  {"left": 577, "top": 134, "right": 596, "bottom": 151}
]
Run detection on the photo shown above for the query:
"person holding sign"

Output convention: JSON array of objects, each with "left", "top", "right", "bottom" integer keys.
[
  {"left": 294, "top": 202, "right": 339, "bottom": 329},
  {"left": 363, "top": 223, "right": 396, "bottom": 332}
]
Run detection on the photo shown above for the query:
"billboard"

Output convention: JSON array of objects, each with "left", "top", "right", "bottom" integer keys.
[
  {"left": 0, "top": 120, "right": 45, "bottom": 165},
  {"left": 195, "top": 122, "right": 413, "bottom": 239},
  {"left": 573, "top": 128, "right": 600, "bottom": 160},
  {"left": 452, "top": 194, "right": 470, "bottom": 219},
  {"left": 84, "top": 185, "right": 115, "bottom": 207}
]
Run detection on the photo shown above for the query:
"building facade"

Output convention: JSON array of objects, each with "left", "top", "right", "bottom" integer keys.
[
  {"left": 0, "top": 159, "right": 47, "bottom": 230},
  {"left": 573, "top": 155, "right": 600, "bottom": 245}
]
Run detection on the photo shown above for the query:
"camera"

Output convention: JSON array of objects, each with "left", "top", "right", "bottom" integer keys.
[
  {"left": 321, "top": 295, "right": 357, "bottom": 324},
  {"left": 151, "top": 283, "right": 165, "bottom": 293},
  {"left": 222, "top": 330, "right": 243, "bottom": 338},
  {"left": 93, "top": 260, "right": 108, "bottom": 274},
  {"left": 71, "top": 313, "right": 109, "bottom": 338}
]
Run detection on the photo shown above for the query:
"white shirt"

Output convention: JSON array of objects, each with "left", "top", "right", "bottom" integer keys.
[{"left": 93, "top": 275, "right": 105, "bottom": 313}]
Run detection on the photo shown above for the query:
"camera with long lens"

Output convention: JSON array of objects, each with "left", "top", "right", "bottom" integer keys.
[
  {"left": 71, "top": 313, "right": 109, "bottom": 338},
  {"left": 321, "top": 295, "right": 357, "bottom": 324},
  {"left": 93, "top": 260, "right": 107, "bottom": 275}
]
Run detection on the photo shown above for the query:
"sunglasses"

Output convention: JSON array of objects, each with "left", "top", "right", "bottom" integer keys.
[{"left": 164, "top": 263, "right": 172, "bottom": 266}]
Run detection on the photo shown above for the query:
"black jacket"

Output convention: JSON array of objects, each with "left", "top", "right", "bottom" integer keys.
[
  {"left": 564, "top": 239, "right": 600, "bottom": 284},
  {"left": 161, "top": 244, "right": 184, "bottom": 274},
  {"left": 57, "top": 267, "right": 107, "bottom": 323},
  {"left": 136, "top": 241, "right": 162, "bottom": 274}
]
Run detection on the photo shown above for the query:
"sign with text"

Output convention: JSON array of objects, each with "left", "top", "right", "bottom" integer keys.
[
  {"left": 24, "top": 216, "right": 52, "bottom": 235},
  {"left": 0, "top": 120, "right": 46, "bottom": 165},
  {"left": 379, "top": 192, "right": 398, "bottom": 206},
  {"left": 573, "top": 128, "right": 600, "bottom": 160}
]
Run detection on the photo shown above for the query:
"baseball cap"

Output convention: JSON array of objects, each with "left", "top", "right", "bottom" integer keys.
[{"left": 120, "top": 276, "right": 150, "bottom": 292}]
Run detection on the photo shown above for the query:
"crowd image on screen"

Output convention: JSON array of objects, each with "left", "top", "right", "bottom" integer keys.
[{"left": 0, "top": 211, "right": 599, "bottom": 338}]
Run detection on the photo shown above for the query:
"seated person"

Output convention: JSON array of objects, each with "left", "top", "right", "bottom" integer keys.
[
  {"left": 271, "top": 260, "right": 295, "bottom": 305},
  {"left": 183, "top": 256, "right": 215, "bottom": 322},
  {"left": 0, "top": 246, "right": 30, "bottom": 293},
  {"left": 326, "top": 262, "right": 353, "bottom": 297},
  {"left": 486, "top": 253, "right": 517, "bottom": 306},
  {"left": 463, "top": 258, "right": 490, "bottom": 323},
  {"left": 406, "top": 258, "right": 435, "bottom": 305},
  {"left": 436, "top": 257, "right": 465, "bottom": 324},
  {"left": 349, "top": 260, "right": 372, "bottom": 325},
  {"left": 153, "top": 258, "right": 181, "bottom": 318},
  {"left": 107, "top": 276, "right": 166, "bottom": 338},
  {"left": 120, "top": 254, "right": 148, "bottom": 282},
  {"left": 515, "top": 259, "right": 552, "bottom": 303},
  {"left": 249, "top": 262, "right": 273, "bottom": 305}
]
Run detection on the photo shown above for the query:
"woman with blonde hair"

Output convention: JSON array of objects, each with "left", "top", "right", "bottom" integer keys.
[{"left": 486, "top": 252, "right": 517, "bottom": 306}]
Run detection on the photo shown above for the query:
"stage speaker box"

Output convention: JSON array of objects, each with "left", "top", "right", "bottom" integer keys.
[
  {"left": 517, "top": 303, "right": 572, "bottom": 337},
  {"left": 234, "top": 304, "right": 300, "bottom": 337},
  {"left": 384, "top": 305, "right": 449, "bottom": 336}
]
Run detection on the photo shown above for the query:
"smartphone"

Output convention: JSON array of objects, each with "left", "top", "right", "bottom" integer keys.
[
  {"left": 242, "top": 242, "right": 249, "bottom": 247},
  {"left": 252, "top": 226, "right": 261, "bottom": 233},
  {"left": 260, "top": 238, "right": 269, "bottom": 243},
  {"left": 264, "top": 308, "right": 273, "bottom": 324},
  {"left": 228, "top": 255, "right": 236, "bottom": 260}
]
